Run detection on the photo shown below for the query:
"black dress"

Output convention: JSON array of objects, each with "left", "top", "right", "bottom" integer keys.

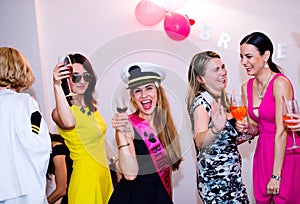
[
  {"left": 108, "top": 130, "right": 173, "bottom": 204},
  {"left": 189, "top": 94, "right": 249, "bottom": 203},
  {"left": 47, "top": 144, "right": 73, "bottom": 204}
]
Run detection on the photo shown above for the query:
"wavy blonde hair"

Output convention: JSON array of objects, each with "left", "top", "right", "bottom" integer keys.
[
  {"left": 186, "top": 51, "right": 228, "bottom": 112},
  {"left": 0, "top": 47, "right": 34, "bottom": 91},
  {"left": 130, "top": 84, "right": 182, "bottom": 171}
]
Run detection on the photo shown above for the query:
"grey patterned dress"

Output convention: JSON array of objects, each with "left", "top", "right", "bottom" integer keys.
[{"left": 189, "top": 92, "right": 249, "bottom": 204}]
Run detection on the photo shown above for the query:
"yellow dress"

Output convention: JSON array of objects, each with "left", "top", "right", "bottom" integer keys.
[{"left": 58, "top": 105, "right": 113, "bottom": 204}]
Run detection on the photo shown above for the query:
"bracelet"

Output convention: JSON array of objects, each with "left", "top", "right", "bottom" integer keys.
[
  {"left": 109, "top": 155, "right": 119, "bottom": 164},
  {"left": 117, "top": 143, "right": 130, "bottom": 150},
  {"left": 271, "top": 174, "right": 282, "bottom": 181},
  {"left": 247, "top": 124, "right": 259, "bottom": 136},
  {"left": 247, "top": 135, "right": 255, "bottom": 144},
  {"left": 211, "top": 127, "right": 221, "bottom": 135},
  {"left": 247, "top": 124, "right": 254, "bottom": 135}
]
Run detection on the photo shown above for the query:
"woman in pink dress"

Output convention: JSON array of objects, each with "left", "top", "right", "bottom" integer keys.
[{"left": 238, "top": 32, "right": 300, "bottom": 203}]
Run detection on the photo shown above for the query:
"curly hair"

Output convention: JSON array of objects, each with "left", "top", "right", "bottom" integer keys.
[{"left": 0, "top": 47, "right": 34, "bottom": 91}]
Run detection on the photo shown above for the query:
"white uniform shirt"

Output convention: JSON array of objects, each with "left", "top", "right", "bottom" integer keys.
[{"left": 0, "top": 89, "right": 51, "bottom": 204}]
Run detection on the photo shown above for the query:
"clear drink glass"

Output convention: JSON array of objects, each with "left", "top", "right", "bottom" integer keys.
[
  {"left": 115, "top": 96, "right": 128, "bottom": 113},
  {"left": 283, "top": 99, "right": 300, "bottom": 149},
  {"left": 115, "top": 95, "right": 131, "bottom": 132},
  {"left": 58, "top": 56, "right": 76, "bottom": 97},
  {"left": 230, "top": 94, "right": 252, "bottom": 140}
]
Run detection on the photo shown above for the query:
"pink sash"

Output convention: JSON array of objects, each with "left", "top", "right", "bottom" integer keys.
[{"left": 128, "top": 114, "right": 172, "bottom": 198}]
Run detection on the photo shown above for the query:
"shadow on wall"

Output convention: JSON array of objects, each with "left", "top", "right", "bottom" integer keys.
[
  {"left": 292, "top": 32, "right": 300, "bottom": 87},
  {"left": 292, "top": 32, "right": 300, "bottom": 48}
]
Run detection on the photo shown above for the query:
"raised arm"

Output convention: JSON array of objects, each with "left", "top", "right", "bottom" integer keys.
[
  {"left": 194, "top": 99, "right": 226, "bottom": 149},
  {"left": 52, "top": 62, "right": 75, "bottom": 129}
]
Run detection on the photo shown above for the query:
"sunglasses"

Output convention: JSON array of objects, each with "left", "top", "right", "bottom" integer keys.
[{"left": 71, "top": 72, "right": 92, "bottom": 83}]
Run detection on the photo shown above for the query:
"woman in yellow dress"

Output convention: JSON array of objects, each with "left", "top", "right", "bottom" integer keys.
[{"left": 52, "top": 53, "right": 113, "bottom": 204}]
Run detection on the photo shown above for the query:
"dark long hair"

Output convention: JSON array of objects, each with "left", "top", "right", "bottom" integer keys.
[
  {"left": 240, "top": 32, "right": 282, "bottom": 73},
  {"left": 68, "top": 53, "right": 97, "bottom": 112}
]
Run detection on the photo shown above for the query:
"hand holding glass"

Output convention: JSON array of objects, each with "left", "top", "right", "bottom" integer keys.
[
  {"left": 283, "top": 99, "right": 300, "bottom": 149},
  {"left": 115, "top": 96, "right": 130, "bottom": 132},
  {"left": 58, "top": 56, "right": 76, "bottom": 97},
  {"left": 116, "top": 96, "right": 128, "bottom": 113},
  {"left": 230, "top": 94, "right": 252, "bottom": 140}
]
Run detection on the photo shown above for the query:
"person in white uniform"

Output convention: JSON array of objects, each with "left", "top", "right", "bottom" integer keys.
[{"left": 0, "top": 47, "right": 51, "bottom": 204}]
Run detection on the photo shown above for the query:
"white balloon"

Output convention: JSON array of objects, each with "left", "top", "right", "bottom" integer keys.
[{"left": 166, "top": 0, "right": 188, "bottom": 10}]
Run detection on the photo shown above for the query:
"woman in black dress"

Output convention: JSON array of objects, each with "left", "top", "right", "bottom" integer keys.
[{"left": 109, "top": 63, "right": 182, "bottom": 204}]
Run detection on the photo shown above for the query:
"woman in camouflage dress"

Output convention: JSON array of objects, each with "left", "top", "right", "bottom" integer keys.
[{"left": 186, "top": 51, "right": 249, "bottom": 204}]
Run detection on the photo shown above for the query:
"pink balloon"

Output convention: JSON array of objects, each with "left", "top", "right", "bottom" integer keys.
[
  {"left": 135, "top": 0, "right": 166, "bottom": 26},
  {"left": 163, "top": 12, "right": 191, "bottom": 41}
]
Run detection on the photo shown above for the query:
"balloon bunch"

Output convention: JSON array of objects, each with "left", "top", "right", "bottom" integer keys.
[{"left": 134, "top": 0, "right": 194, "bottom": 41}]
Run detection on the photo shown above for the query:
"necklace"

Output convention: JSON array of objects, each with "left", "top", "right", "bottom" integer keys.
[
  {"left": 72, "top": 98, "right": 91, "bottom": 116},
  {"left": 256, "top": 72, "right": 273, "bottom": 100},
  {"left": 80, "top": 106, "right": 92, "bottom": 116}
]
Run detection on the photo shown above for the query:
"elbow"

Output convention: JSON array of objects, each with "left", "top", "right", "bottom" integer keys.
[
  {"left": 52, "top": 110, "right": 75, "bottom": 130},
  {"left": 196, "top": 142, "right": 204, "bottom": 149},
  {"left": 195, "top": 141, "right": 204, "bottom": 149},
  {"left": 122, "top": 167, "right": 139, "bottom": 181},
  {"left": 58, "top": 117, "right": 76, "bottom": 130},
  {"left": 123, "top": 173, "right": 138, "bottom": 181},
  {"left": 56, "top": 187, "right": 67, "bottom": 197},
  {"left": 194, "top": 135, "right": 204, "bottom": 149},
  {"left": 47, "top": 187, "right": 66, "bottom": 204},
  {"left": 61, "top": 123, "right": 75, "bottom": 130}
]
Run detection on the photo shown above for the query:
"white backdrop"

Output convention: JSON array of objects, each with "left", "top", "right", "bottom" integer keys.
[{"left": 1, "top": 0, "right": 300, "bottom": 203}]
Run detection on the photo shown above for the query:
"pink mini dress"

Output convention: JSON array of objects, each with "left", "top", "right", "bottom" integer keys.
[{"left": 247, "top": 73, "right": 300, "bottom": 203}]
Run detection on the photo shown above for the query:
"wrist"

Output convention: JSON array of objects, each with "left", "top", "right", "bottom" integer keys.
[
  {"left": 271, "top": 174, "right": 282, "bottom": 181},
  {"left": 109, "top": 155, "right": 119, "bottom": 164},
  {"left": 247, "top": 135, "right": 255, "bottom": 144},
  {"left": 53, "top": 83, "right": 62, "bottom": 90},
  {"left": 247, "top": 124, "right": 259, "bottom": 136},
  {"left": 118, "top": 143, "right": 130, "bottom": 150},
  {"left": 211, "top": 126, "right": 221, "bottom": 135}
]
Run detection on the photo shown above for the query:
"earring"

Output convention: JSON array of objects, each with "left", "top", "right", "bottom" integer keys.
[{"left": 264, "top": 63, "right": 269, "bottom": 69}]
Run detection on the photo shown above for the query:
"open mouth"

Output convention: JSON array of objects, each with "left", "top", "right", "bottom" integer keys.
[
  {"left": 141, "top": 99, "right": 152, "bottom": 110},
  {"left": 245, "top": 65, "right": 252, "bottom": 72}
]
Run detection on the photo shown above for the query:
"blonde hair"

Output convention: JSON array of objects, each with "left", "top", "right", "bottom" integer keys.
[
  {"left": 130, "top": 84, "right": 182, "bottom": 171},
  {"left": 186, "top": 51, "right": 228, "bottom": 111},
  {"left": 0, "top": 47, "right": 34, "bottom": 91}
]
